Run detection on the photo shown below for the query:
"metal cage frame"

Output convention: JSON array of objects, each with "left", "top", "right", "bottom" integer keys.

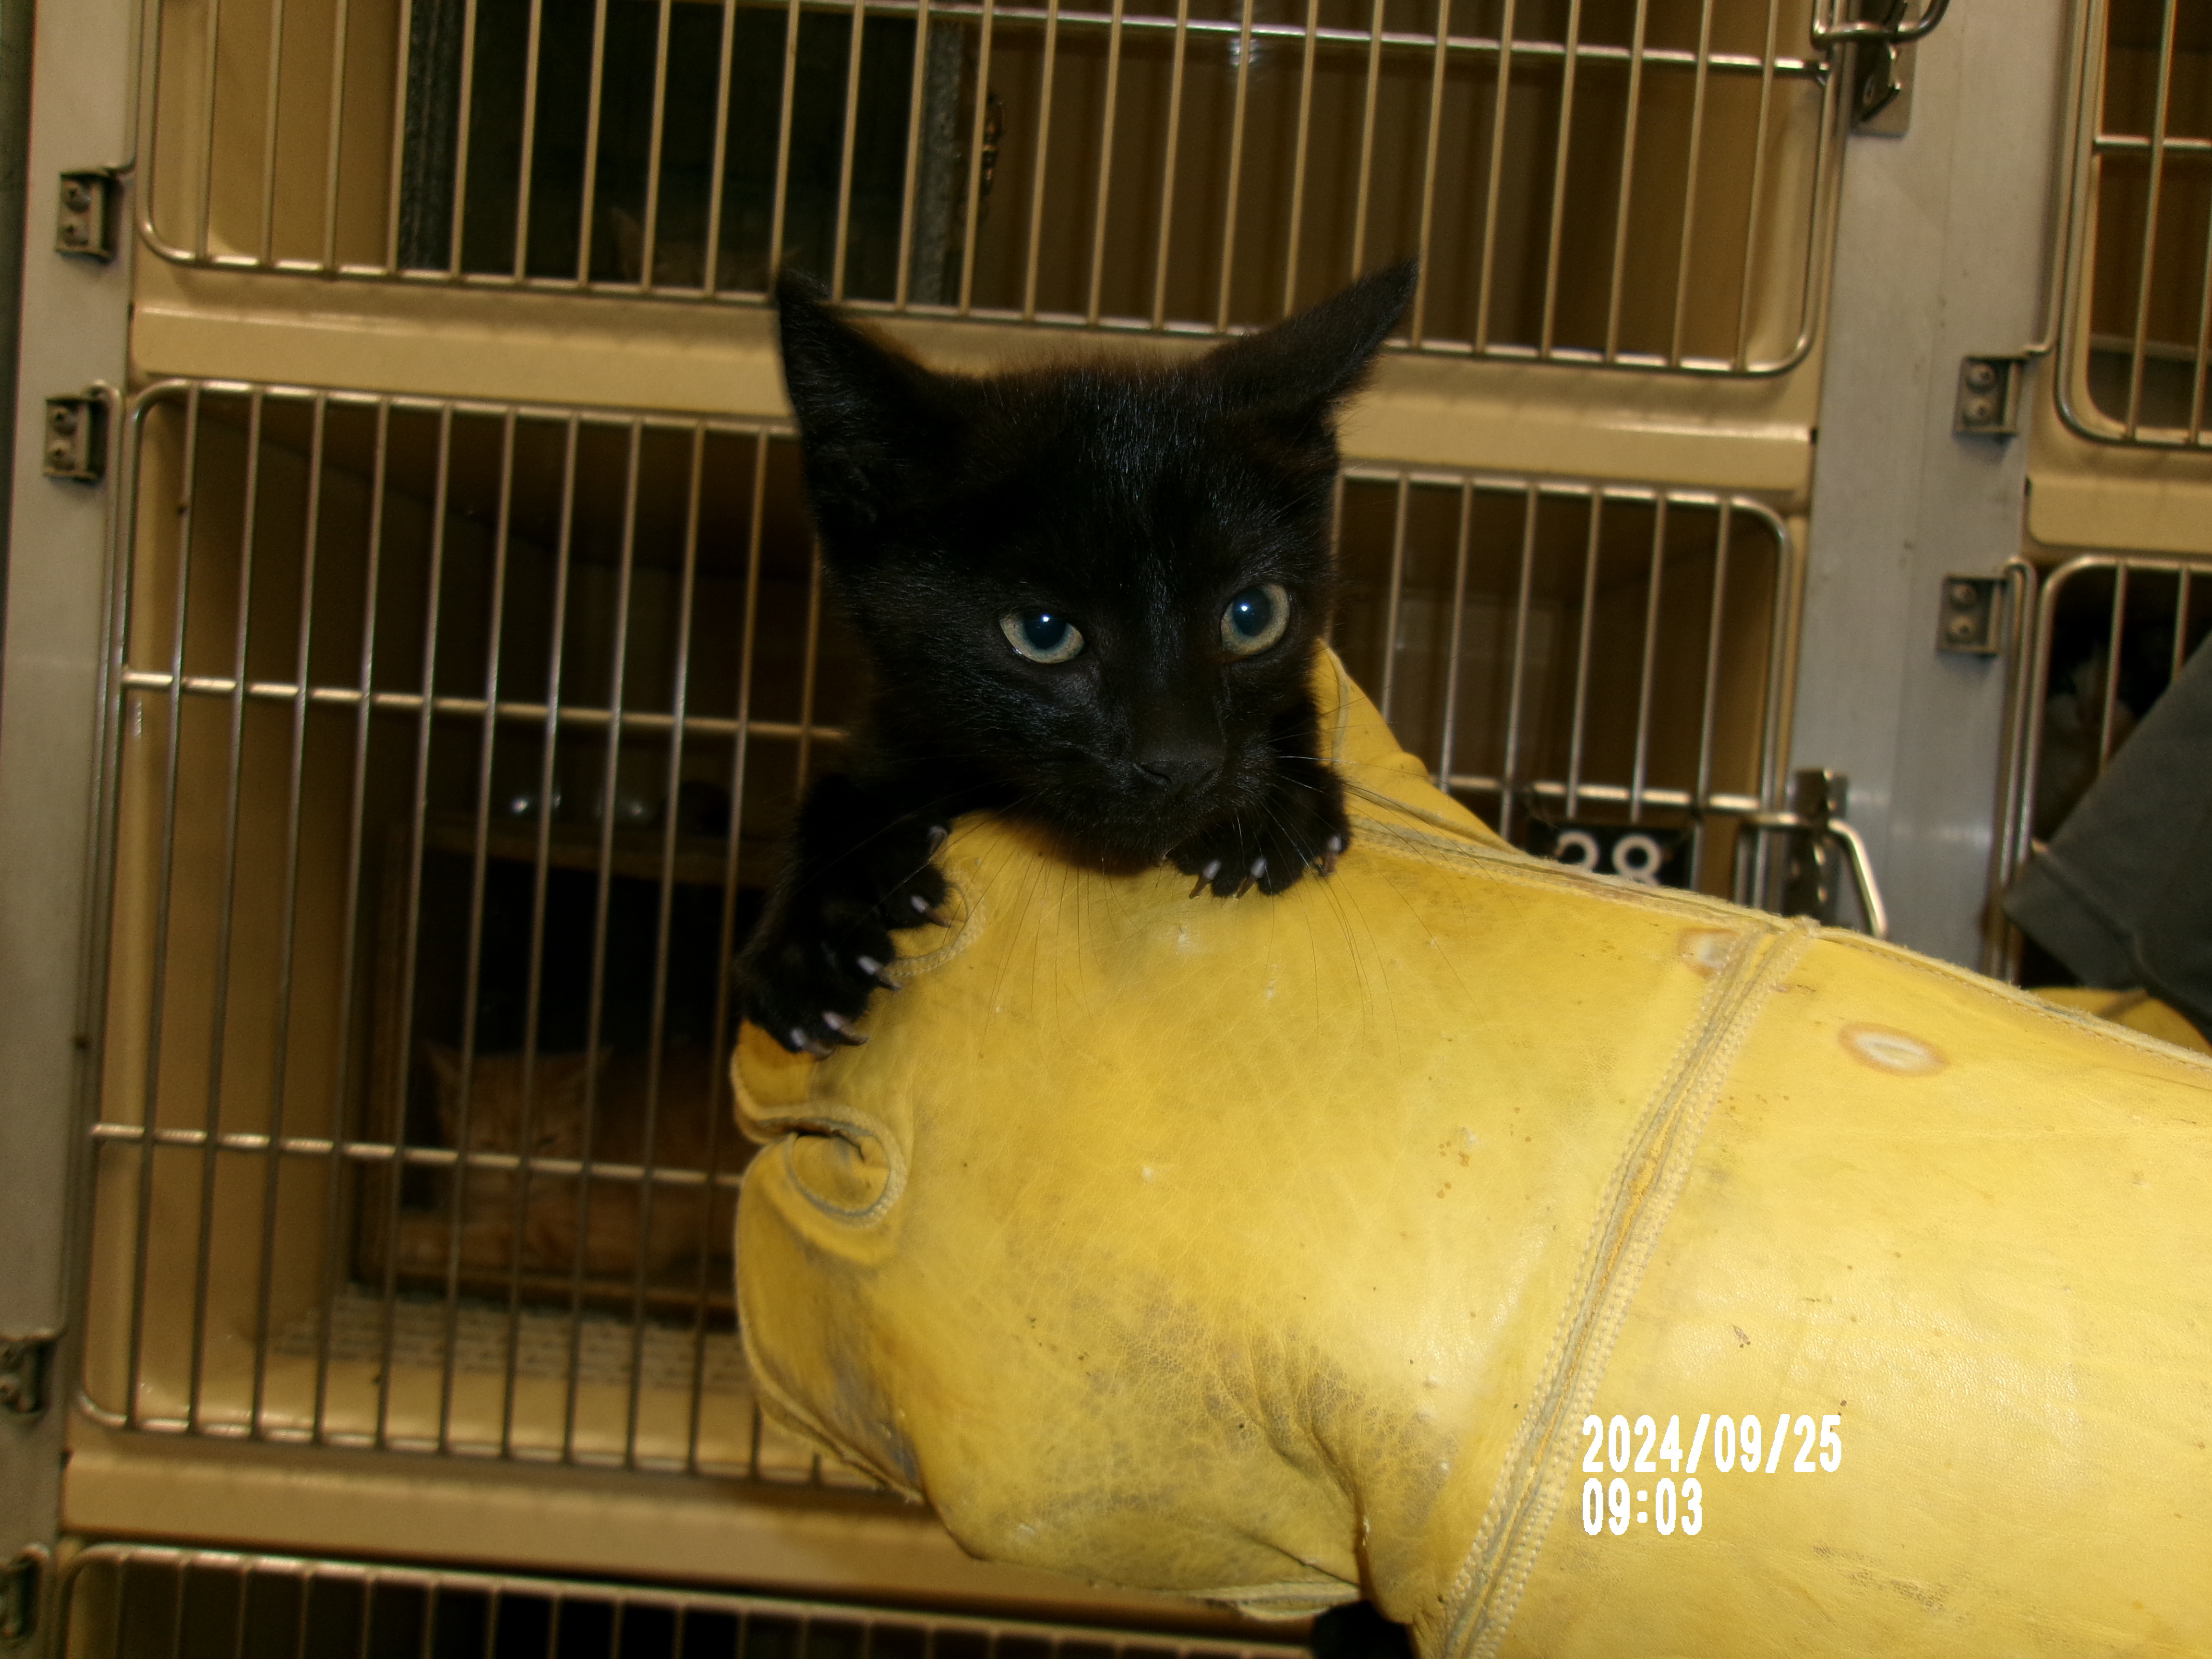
[
  {"left": 131, "top": 0, "right": 1855, "bottom": 376},
  {"left": 1986, "top": 547, "right": 2212, "bottom": 981},
  {"left": 51, "top": 1542, "right": 1311, "bottom": 1659},
  {"left": 2050, "top": 0, "right": 2212, "bottom": 448},
  {"left": 73, "top": 372, "right": 1805, "bottom": 1494}
]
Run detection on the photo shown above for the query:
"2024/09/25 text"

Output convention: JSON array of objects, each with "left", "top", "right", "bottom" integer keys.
[{"left": 1581, "top": 1412, "right": 1844, "bottom": 1537}]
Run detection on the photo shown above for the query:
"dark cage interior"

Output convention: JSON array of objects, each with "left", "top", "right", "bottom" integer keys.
[
  {"left": 398, "top": 0, "right": 953, "bottom": 296},
  {"left": 2009, "top": 556, "right": 2212, "bottom": 988}
]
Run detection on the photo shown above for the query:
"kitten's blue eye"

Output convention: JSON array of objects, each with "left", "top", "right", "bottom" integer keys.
[
  {"left": 1001, "top": 609, "right": 1085, "bottom": 664},
  {"left": 1221, "top": 583, "right": 1290, "bottom": 657}
]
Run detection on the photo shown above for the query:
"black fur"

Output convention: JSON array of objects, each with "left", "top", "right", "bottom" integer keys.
[{"left": 739, "top": 260, "right": 1419, "bottom": 1054}]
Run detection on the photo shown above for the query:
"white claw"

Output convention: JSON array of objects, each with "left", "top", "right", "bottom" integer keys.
[
  {"left": 910, "top": 893, "right": 930, "bottom": 914},
  {"left": 787, "top": 1028, "right": 809, "bottom": 1051},
  {"left": 1250, "top": 857, "right": 1268, "bottom": 878},
  {"left": 926, "top": 824, "right": 949, "bottom": 851},
  {"left": 1201, "top": 860, "right": 1222, "bottom": 882},
  {"left": 856, "top": 955, "right": 882, "bottom": 976},
  {"left": 1326, "top": 835, "right": 1345, "bottom": 854},
  {"left": 821, "top": 1010, "right": 849, "bottom": 1033}
]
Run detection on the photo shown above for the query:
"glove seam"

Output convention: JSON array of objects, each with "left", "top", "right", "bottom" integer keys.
[{"left": 1437, "top": 920, "right": 1814, "bottom": 1659}]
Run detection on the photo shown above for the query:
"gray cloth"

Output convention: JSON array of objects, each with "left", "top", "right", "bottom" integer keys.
[{"left": 2005, "top": 636, "right": 2212, "bottom": 1041}]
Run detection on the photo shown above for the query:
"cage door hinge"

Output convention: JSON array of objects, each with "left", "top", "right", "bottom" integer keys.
[
  {"left": 0, "top": 1333, "right": 56, "bottom": 1418},
  {"left": 56, "top": 168, "right": 119, "bottom": 262},
  {"left": 1937, "top": 575, "right": 2006, "bottom": 655},
  {"left": 0, "top": 1547, "right": 47, "bottom": 1646},
  {"left": 42, "top": 394, "right": 106, "bottom": 483},
  {"left": 1956, "top": 356, "right": 2027, "bottom": 437}
]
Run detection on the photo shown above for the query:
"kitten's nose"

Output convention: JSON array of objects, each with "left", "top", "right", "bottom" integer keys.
[{"left": 1132, "top": 748, "right": 1219, "bottom": 796}]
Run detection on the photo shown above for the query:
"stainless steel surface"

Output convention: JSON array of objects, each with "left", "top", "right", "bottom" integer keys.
[
  {"left": 134, "top": 0, "right": 1849, "bottom": 375},
  {"left": 1793, "top": 0, "right": 2068, "bottom": 969},
  {"left": 0, "top": 0, "right": 138, "bottom": 1635},
  {"left": 2052, "top": 0, "right": 2212, "bottom": 447},
  {"left": 1827, "top": 815, "right": 1887, "bottom": 938},
  {"left": 1989, "top": 547, "right": 2212, "bottom": 982},
  {"left": 52, "top": 1543, "right": 1309, "bottom": 1659}
]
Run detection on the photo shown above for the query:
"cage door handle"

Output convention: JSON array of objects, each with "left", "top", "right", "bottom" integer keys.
[
  {"left": 1812, "top": 0, "right": 1951, "bottom": 48},
  {"left": 1739, "top": 769, "right": 1892, "bottom": 940}
]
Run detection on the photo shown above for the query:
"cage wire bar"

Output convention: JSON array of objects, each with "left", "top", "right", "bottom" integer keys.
[
  {"left": 137, "top": 0, "right": 1846, "bottom": 373},
  {"left": 2055, "top": 0, "right": 2212, "bottom": 445},
  {"left": 1333, "top": 459, "right": 1798, "bottom": 898},
  {"left": 54, "top": 1543, "right": 1315, "bottom": 1659},
  {"left": 79, "top": 378, "right": 1797, "bottom": 1485},
  {"left": 1987, "top": 549, "right": 2212, "bottom": 981},
  {"left": 84, "top": 378, "right": 865, "bottom": 1485}
]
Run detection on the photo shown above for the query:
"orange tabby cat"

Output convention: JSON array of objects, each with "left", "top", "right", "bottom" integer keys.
[{"left": 396, "top": 1046, "right": 742, "bottom": 1282}]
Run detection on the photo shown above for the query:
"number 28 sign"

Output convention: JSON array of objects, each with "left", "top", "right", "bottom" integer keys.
[{"left": 1523, "top": 819, "right": 1694, "bottom": 889}]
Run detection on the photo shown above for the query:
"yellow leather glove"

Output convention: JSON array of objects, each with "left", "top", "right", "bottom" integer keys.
[
  {"left": 734, "top": 652, "right": 2212, "bottom": 1658},
  {"left": 2032, "top": 985, "right": 2210, "bottom": 1055}
]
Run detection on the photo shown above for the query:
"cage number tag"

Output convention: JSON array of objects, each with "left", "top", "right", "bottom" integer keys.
[{"left": 1524, "top": 820, "right": 1692, "bottom": 888}]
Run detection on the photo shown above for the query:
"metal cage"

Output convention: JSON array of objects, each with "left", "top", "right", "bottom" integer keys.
[
  {"left": 1988, "top": 548, "right": 2212, "bottom": 980},
  {"left": 137, "top": 0, "right": 1847, "bottom": 373},
  {"left": 2052, "top": 0, "right": 2212, "bottom": 446},
  {"left": 51, "top": 1543, "right": 1310, "bottom": 1659},
  {"left": 77, "top": 375, "right": 1800, "bottom": 1491}
]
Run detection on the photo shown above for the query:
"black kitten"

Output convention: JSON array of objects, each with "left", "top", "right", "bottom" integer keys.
[{"left": 739, "top": 260, "right": 1419, "bottom": 1054}]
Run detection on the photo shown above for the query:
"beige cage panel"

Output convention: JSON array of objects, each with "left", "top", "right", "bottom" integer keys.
[
  {"left": 1989, "top": 549, "right": 2212, "bottom": 980},
  {"left": 139, "top": 0, "right": 1840, "bottom": 372},
  {"left": 80, "top": 378, "right": 1794, "bottom": 1488},
  {"left": 55, "top": 1543, "right": 1308, "bottom": 1659},
  {"left": 2055, "top": 0, "right": 2212, "bottom": 445}
]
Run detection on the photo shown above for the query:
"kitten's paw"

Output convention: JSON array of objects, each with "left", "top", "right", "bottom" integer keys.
[
  {"left": 738, "top": 813, "right": 951, "bottom": 1054},
  {"left": 1171, "top": 760, "right": 1351, "bottom": 899}
]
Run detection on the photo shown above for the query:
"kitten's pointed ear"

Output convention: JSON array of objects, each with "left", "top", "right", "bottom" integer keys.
[
  {"left": 775, "top": 269, "right": 951, "bottom": 537},
  {"left": 1205, "top": 258, "right": 1418, "bottom": 436}
]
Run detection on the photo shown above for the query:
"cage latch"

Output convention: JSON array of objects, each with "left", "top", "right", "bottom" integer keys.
[
  {"left": 0, "top": 1546, "right": 46, "bottom": 1646},
  {"left": 1740, "top": 769, "right": 1891, "bottom": 939},
  {"left": 1813, "top": 0, "right": 1950, "bottom": 48},
  {"left": 1817, "top": 0, "right": 1952, "bottom": 129},
  {"left": 0, "top": 1333, "right": 55, "bottom": 1418}
]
